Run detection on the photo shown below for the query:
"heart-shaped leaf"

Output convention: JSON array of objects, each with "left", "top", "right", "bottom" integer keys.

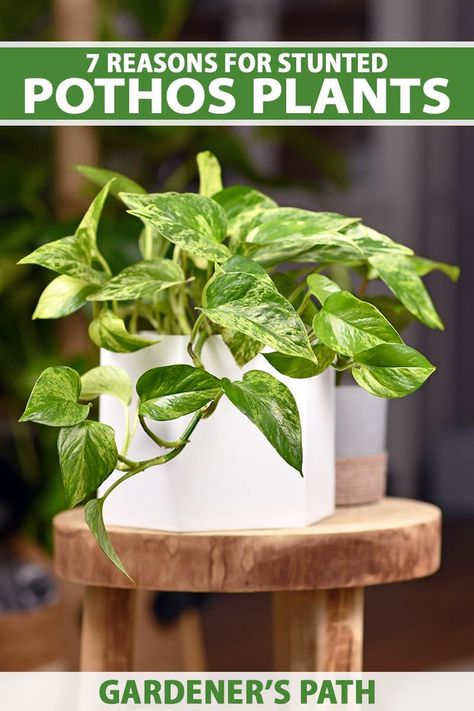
[
  {"left": 89, "top": 310, "right": 158, "bottom": 353},
  {"left": 307, "top": 273, "right": 341, "bottom": 305},
  {"left": 221, "top": 370, "right": 302, "bottom": 474},
  {"left": 369, "top": 254, "right": 443, "bottom": 330},
  {"left": 197, "top": 151, "right": 223, "bottom": 197},
  {"left": 87, "top": 259, "right": 186, "bottom": 301},
  {"left": 201, "top": 271, "right": 316, "bottom": 362},
  {"left": 313, "top": 291, "right": 403, "bottom": 357},
  {"left": 123, "top": 192, "right": 230, "bottom": 263},
  {"left": 352, "top": 343, "right": 436, "bottom": 398},
  {"left": 85, "top": 499, "right": 131, "bottom": 579},
  {"left": 19, "top": 366, "right": 90, "bottom": 426},
  {"left": 137, "top": 364, "right": 222, "bottom": 421},
  {"left": 80, "top": 366, "right": 132, "bottom": 406},
  {"left": 18, "top": 236, "right": 106, "bottom": 285},
  {"left": 264, "top": 344, "right": 335, "bottom": 379},
  {"left": 77, "top": 165, "right": 146, "bottom": 197},
  {"left": 33, "top": 275, "right": 98, "bottom": 319},
  {"left": 58, "top": 420, "right": 118, "bottom": 507}
]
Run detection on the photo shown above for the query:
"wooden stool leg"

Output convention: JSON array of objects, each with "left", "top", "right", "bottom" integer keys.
[
  {"left": 80, "top": 586, "right": 137, "bottom": 671},
  {"left": 273, "top": 588, "right": 364, "bottom": 672}
]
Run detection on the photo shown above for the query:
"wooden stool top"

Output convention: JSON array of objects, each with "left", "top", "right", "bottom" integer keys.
[{"left": 53, "top": 497, "right": 441, "bottom": 592}]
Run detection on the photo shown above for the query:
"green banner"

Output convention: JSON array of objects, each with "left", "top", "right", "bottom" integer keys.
[{"left": 3, "top": 43, "right": 474, "bottom": 123}]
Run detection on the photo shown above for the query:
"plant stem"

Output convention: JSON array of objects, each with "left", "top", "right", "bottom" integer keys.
[
  {"left": 188, "top": 313, "right": 205, "bottom": 368},
  {"left": 359, "top": 277, "right": 369, "bottom": 297},
  {"left": 297, "top": 291, "right": 311, "bottom": 316},
  {"left": 139, "top": 415, "right": 187, "bottom": 449},
  {"left": 102, "top": 411, "right": 204, "bottom": 502},
  {"left": 95, "top": 250, "right": 112, "bottom": 276}
]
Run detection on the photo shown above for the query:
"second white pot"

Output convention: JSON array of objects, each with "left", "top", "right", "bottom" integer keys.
[
  {"left": 335, "top": 384, "right": 388, "bottom": 506},
  {"left": 99, "top": 335, "right": 335, "bottom": 532}
]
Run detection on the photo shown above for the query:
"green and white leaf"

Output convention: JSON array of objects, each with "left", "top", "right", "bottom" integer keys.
[
  {"left": 123, "top": 192, "right": 230, "bottom": 263},
  {"left": 197, "top": 151, "right": 223, "bottom": 197},
  {"left": 307, "top": 273, "right": 341, "bottom": 305},
  {"left": 352, "top": 343, "right": 436, "bottom": 398},
  {"left": 221, "top": 370, "right": 303, "bottom": 474},
  {"left": 264, "top": 344, "right": 335, "bottom": 379},
  {"left": 221, "top": 329, "right": 263, "bottom": 367},
  {"left": 18, "top": 235, "right": 106, "bottom": 285},
  {"left": 87, "top": 259, "right": 186, "bottom": 301},
  {"left": 80, "top": 366, "right": 132, "bottom": 406},
  {"left": 246, "top": 208, "right": 363, "bottom": 266},
  {"left": 313, "top": 291, "right": 403, "bottom": 357},
  {"left": 213, "top": 185, "right": 277, "bottom": 247},
  {"left": 77, "top": 165, "right": 146, "bottom": 197},
  {"left": 33, "top": 275, "right": 98, "bottom": 319},
  {"left": 201, "top": 271, "right": 316, "bottom": 362},
  {"left": 409, "top": 255, "right": 460, "bottom": 282},
  {"left": 363, "top": 295, "right": 413, "bottom": 333},
  {"left": 369, "top": 254, "right": 444, "bottom": 330},
  {"left": 19, "top": 366, "right": 90, "bottom": 426},
  {"left": 343, "top": 223, "right": 413, "bottom": 257},
  {"left": 85, "top": 499, "right": 131, "bottom": 579},
  {"left": 89, "top": 310, "right": 158, "bottom": 353},
  {"left": 58, "top": 421, "right": 118, "bottom": 507},
  {"left": 137, "top": 364, "right": 222, "bottom": 421},
  {"left": 75, "top": 180, "right": 114, "bottom": 254}
]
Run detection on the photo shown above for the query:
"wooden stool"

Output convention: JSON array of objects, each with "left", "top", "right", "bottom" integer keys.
[{"left": 53, "top": 497, "right": 441, "bottom": 672}]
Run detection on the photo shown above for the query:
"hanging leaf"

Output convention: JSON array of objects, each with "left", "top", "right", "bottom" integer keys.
[
  {"left": 313, "top": 291, "right": 403, "bottom": 357},
  {"left": 123, "top": 192, "right": 230, "bottom": 263},
  {"left": 352, "top": 343, "right": 436, "bottom": 398},
  {"left": 222, "top": 370, "right": 303, "bottom": 474},
  {"left": 137, "top": 364, "right": 221, "bottom": 421},
  {"left": 197, "top": 151, "right": 223, "bottom": 197},
  {"left": 201, "top": 271, "right": 317, "bottom": 363},
  {"left": 85, "top": 499, "right": 131, "bottom": 580},
  {"left": 264, "top": 344, "right": 335, "bottom": 379},
  {"left": 80, "top": 366, "right": 132, "bottom": 406},
  {"left": 18, "top": 236, "right": 107, "bottom": 285},
  {"left": 33, "top": 275, "right": 98, "bottom": 319},
  {"left": 19, "top": 366, "right": 91, "bottom": 427},
  {"left": 58, "top": 421, "right": 118, "bottom": 507},
  {"left": 77, "top": 165, "right": 146, "bottom": 197},
  {"left": 87, "top": 259, "right": 186, "bottom": 301},
  {"left": 369, "top": 254, "right": 444, "bottom": 330},
  {"left": 89, "top": 310, "right": 158, "bottom": 353}
]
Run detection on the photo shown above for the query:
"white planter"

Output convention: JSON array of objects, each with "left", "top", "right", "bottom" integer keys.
[
  {"left": 99, "top": 334, "right": 335, "bottom": 532},
  {"left": 335, "top": 384, "right": 388, "bottom": 506}
]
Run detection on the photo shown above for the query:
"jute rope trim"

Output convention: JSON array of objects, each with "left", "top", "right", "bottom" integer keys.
[{"left": 336, "top": 452, "right": 388, "bottom": 506}]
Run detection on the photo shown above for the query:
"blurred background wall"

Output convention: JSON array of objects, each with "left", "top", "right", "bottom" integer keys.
[{"left": 0, "top": 0, "right": 472, "bottom": 672}]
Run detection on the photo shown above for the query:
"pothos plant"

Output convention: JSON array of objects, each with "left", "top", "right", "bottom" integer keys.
[{"left": 18, "top": 152, "right": 458, "bottom": 576}]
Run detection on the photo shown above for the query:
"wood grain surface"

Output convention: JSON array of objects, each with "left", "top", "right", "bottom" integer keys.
[{"left": 54, "top": 498, "right": 441, "bottom": 592}]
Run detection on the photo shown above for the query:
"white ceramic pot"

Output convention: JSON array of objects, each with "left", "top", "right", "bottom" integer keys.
[
  {"left": 335, "top": 384, "right": 388, "bottom": 506},
  {"left": 99, "top": 334, "right": 335, "bottom": 532}
]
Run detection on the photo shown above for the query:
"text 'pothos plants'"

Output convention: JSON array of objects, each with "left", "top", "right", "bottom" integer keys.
[{"left": 18, "top": 151, "right": 459, "bottom": 577}]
